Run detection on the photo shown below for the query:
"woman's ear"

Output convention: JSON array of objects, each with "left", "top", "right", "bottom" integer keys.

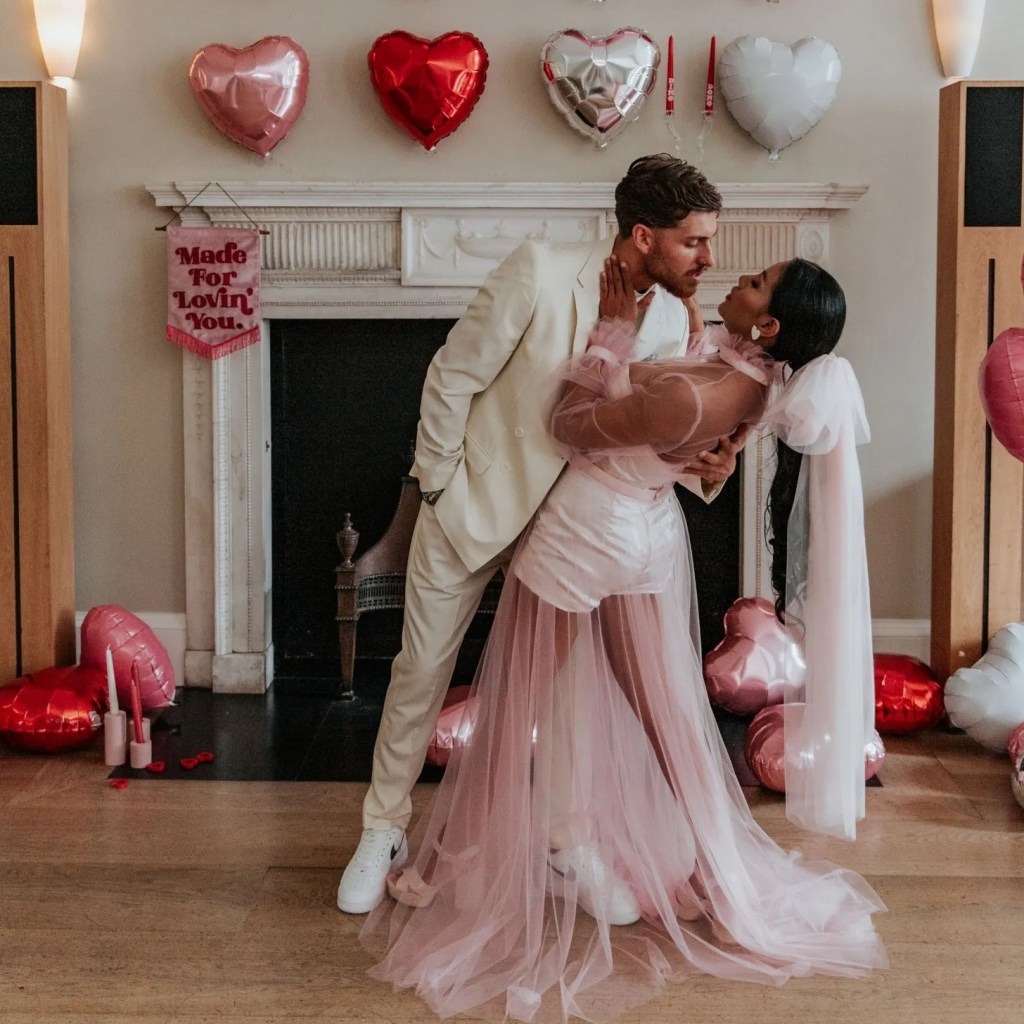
[{"left": 757, "top": 316, "right": 781, "bottom": 344}]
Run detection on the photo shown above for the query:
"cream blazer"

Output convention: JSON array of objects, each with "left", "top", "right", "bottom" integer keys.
[{"left": 413, "top": 239, "right": 692, "bottom": 572}]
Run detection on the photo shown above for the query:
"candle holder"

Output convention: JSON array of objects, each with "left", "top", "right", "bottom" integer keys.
[
  {"left": 103, "top": 710, "right": 127, "bottom": 767},
  {"left": 129, "top": 737, "right": 153, "bottom": 770}
]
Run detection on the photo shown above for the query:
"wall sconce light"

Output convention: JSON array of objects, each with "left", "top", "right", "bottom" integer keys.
[
  {"left": 931, "top": 0, "right": 986, "bottom": 79},
  {"left": 33, "top": 0, "right": 87, "bottom": 81}
]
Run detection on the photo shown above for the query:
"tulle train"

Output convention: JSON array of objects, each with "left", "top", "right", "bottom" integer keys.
[{"left": 361, "top": 508, "right": 887, "bottom": 1022}]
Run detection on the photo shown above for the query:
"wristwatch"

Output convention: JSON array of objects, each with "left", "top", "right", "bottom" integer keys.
[{"left": 420, "top": 488, "right": 444, "bottom": 506}]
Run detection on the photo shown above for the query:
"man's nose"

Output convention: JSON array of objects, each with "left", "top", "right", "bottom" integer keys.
[{"left": 702, "top": 244, "right": 716, "bottom": 268}]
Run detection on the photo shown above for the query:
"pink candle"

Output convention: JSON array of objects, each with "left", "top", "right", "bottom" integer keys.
[
  {"left": 129, "top": 662, "right": 145, "bottom": 745},
  {"left": 704, "top": 35, "right": 716, "bottom": 117},
  {"left": 666, "top": 35, "right": 675, "bottom": 115}
]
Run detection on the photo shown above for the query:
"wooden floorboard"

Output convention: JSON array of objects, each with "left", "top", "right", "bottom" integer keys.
[{"left": 0, "top": 729, "right": 1021, "bottom": 1023}]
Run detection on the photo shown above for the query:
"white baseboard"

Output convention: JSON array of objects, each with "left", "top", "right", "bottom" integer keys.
[
  {"left": 74, "top": 610, "right": 187, "bottom": 697},
  {"left": 872, "top": 618, "right": 931, "bottom": 662},
  {"left": 71, "top": 613, "right": 932, "bottom": 696}
]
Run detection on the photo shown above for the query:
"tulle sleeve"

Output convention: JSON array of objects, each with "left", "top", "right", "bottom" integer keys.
[
  {"left": 761, "top": 354, "right": 873, "bottom": 841},
  {"left": 552, "top": 351, "right": 769, "bottom": 463}
]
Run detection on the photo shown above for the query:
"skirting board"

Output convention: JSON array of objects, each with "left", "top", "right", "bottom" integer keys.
[
  {"left": 71, "top": 614, "right": 932, "bottom": 691},
  {"left": 871, "top": 619, "right": 931, "bottom": 664}
]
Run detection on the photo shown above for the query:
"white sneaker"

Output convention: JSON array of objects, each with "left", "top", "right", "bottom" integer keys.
[
  {"left": 337, "top": 826, "right": 408, "bottom": 914},
  {"left": 548, "top": 845, "right": 641, "bottom": 926}
]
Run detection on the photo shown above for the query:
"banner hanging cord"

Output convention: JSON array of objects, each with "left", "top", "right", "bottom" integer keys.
[{"left": 156, "top": 181, "right": 269, "bottom": 235}]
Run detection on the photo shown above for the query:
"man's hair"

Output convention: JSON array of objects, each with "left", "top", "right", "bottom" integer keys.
[{"left": 614, "top": 154, "right": 722, "bottom": 239}]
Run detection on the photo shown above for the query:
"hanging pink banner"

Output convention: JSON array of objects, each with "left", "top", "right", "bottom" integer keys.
[{"left": 166, "top": 226, "right": 261, "bottom": 359}]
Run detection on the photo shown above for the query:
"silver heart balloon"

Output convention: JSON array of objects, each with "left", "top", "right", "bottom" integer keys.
[
  {"left": 540, "top": 28, "right": 660, "bottom": 148},
  {"left": 719, "top": 36, "right": 841, "bottom": 161}
]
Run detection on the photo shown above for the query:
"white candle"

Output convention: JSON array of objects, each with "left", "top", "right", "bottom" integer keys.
[{"left": 105, "top": 645, "right": 119, "bottom": 714}]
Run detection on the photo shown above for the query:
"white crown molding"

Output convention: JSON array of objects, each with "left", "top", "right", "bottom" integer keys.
[{"left": 147, "top": 180, "right": 868, "bottom": 212}]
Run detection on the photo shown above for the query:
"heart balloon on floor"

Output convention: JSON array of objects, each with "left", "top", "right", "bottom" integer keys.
[
  {"left": 79, "top": 605, "right": 176, "bottom": 711},
  {"left": 425, "top": 685, "right": 479, "bottom": 767},
  {"left": 189, "top": 35, "right": 310, "bottom": 156},
  {"left": 944, "top": 623, "right": 1024, "bottom": 751},
  {"left": 719, "top": 36, "right": 841, "bottom": 160},
  {"left": 744, "top": 702, "right": 885, "bottom": 793},
  {"left": 1008, "top": 721, "right": 1024, "bottom": 763},
  {"left": 368, "top": 31, "right": 489, "bottom": 151},
  {"left": 540, "top": 28, "right": 660, "bottom": 148},
  {"left": 979, "top": 256, "right": 1024, "bottom": 462},
  {"left": 0, "top": 665, "right": 106, "bottom": 752},
  {"left": 1012, "top": 755, "right": 1024, "bottom": 811},
  {"left": 873, "top": 653, "right": 944, "bottom": 733},
  {"left": 703, "top": 597, "right": 805, "bottom": 715}
]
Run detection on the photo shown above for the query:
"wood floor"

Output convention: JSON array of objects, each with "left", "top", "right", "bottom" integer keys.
[{"left": 0, "top": 726, "right": 1021, "bottom": 1024}]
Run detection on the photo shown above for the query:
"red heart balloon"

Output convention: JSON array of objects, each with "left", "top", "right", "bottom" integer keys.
[
  {"left": 0, "top": 665, "right": 106, "bottom": 753},
  {"left": 368, "top": 31, "right": 489, "bottom": 150},
  {"left": 79, "top": 605, "right": 175, "bottom": 711},
  {"left": 189, "top": 35, "right": 309, "bottom": 156},
  {"left": 873, "top": 653, "right": 944, "bottom": 734}
]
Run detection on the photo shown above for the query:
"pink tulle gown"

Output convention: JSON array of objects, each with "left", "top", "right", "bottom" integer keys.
[{"left": 361, "top": 334, "right": 888, "bottom": 1023}]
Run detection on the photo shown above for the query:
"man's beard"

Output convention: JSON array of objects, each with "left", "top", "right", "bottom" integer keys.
[{"left": 643, "top": 247, "right": 699, "bottom": 299}]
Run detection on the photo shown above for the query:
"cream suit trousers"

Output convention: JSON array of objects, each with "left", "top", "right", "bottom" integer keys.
[
  {"left": 362, "top": 498, "right": 596, "bottom": 847},
  {"left": 363, "top": 502, "right": 511, "bottom": 830}
]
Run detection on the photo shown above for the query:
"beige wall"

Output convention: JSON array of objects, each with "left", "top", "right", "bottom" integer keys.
[{"left": 1, "top": 0, "right": 1022, "bottom": 624}]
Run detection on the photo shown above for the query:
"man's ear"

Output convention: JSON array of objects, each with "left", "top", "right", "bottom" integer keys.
[{"left": 631, "top": 224, "right": 654, "bottom": 254}]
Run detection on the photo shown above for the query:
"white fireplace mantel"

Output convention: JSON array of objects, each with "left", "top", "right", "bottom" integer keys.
[{"left": 146, "top": 180, "right": 867, "bottom": 692}]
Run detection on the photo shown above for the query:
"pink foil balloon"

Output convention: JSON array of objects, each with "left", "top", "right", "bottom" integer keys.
[
  {"left": 979, "top": 256, "right": 1024, "bottom": 462},
  {"left": 1008, "top": 721, "right": 1024, "bottom": 764},
  {"left": 0, "top": 665, "right": 106, "bottom": 752},
  {"left": 189, "top": 36, "right": 309, "bottom": 156},
  {"left": 744, "top": 702, "right": 886, "bottom": 792},
  {"left": 79, "top": 605, "right": 176, "bottom": 711},
  {"left": 703, "top": 597, "right": 806, "bottom": 715},
  {"left": 1012, "top": 756, "right": 1024, "bottom": 811},
  {"left": 425, "top": 686, "right": 478, "bottom": 767}
]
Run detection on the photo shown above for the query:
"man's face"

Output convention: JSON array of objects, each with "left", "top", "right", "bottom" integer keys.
[{"left": 639, "top": 211, "right": 718, "bottom": 299}]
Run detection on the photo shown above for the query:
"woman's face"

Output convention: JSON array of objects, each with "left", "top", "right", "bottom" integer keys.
[{"left": 717, "top": 261, "right": 788, "bottom": 342}]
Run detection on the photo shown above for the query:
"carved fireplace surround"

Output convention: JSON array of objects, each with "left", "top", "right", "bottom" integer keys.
[{"left": 146, "top": 180, "right": 866, "bottom": 692}]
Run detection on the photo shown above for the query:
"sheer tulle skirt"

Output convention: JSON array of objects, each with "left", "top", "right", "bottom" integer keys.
[{"left": 361, "top": 498, "right": 887, "bottom": 1023}]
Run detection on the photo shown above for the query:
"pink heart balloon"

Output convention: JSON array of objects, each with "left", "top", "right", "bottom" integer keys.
[
  {"left": 189, "top": 35, "right": 309, "bottom": 156},
  {"left": 703, "top": 597, "right": 806, "bottom": 715},
  {"left": 744, "top": 703, "right": 886, "bottom": 793},
  {"left": 79, "top": 605, "right": 176, "bottom": 711},
  {"left": 979, "top": 255, "right": 1024, "bottom": 462}
]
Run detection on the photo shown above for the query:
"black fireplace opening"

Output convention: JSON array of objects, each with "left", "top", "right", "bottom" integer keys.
[{"left": 269, "top": 318, "right": 741, "bottom": 691}]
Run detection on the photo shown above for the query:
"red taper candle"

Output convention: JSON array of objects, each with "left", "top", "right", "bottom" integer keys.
[
  {"left": 704, "top": 35, "right": 716, "bottom": 117},
  {"left": 129, "top": 661, "right": 145, "bottom": 745},
  {"left": 666, "top": 35, "right": 675, "bottom": 115}
]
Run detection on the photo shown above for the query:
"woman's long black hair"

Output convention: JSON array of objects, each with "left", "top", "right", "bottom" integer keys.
[{"left": 763, "top": 258, "right": 847, "bottom": 620}]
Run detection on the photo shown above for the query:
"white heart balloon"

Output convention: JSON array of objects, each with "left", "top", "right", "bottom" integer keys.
[
  {"left": 944, "top": 623, "right": 1024, "bottom": 752},
  {"left": 719, "top": 36, "right": 841, "bottom": 161}
]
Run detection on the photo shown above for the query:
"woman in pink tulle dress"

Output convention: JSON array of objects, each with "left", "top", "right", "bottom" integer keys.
[{"left": 361, "top": 256, "right": 887, "bottom": 1022}]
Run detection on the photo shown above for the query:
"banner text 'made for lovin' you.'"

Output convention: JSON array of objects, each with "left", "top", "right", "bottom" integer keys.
[{"left": 166, "top": 226, "right": 261, "bottom": 360}]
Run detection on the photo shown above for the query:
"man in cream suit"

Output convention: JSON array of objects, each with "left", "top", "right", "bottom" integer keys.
[{"left": 338, "top": 155, "right": 740, "bottom": 917}]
